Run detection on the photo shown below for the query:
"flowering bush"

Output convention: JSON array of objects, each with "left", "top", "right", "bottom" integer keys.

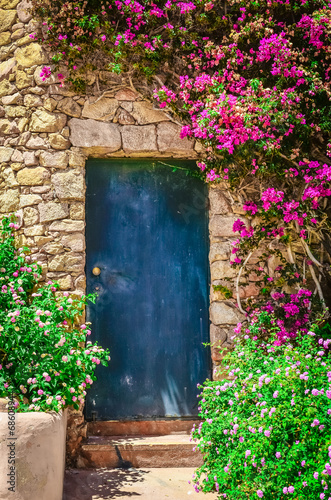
[
  {"left": 191, "top": 317, "right": 331, "bottom": 499},
  {"left": 30, "top": 0, "right": 331, "bottom": 314},
  {"left": 0, "top": 217, "right": 110, "bottom": 412}
]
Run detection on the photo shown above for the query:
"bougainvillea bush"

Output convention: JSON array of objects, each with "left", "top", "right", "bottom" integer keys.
[
  {"left": 0, "top": 217, "right": 109, "bottom": 412},
  {"left": 30, "top": 0, "right": 331, "bottom": 319},
  {"left": 191, "top": 315, "right": 331, "bottom": 499}
]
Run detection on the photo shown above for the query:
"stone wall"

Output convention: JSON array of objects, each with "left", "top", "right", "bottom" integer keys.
[{"left": 0, "top": 0, "right": 246, "bottom": 465}]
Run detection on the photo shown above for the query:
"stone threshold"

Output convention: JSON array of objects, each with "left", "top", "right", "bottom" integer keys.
[
  {"left": 87, "top": 419, "right": 199, "bottom": 437},
  {"left": 78, "top": 434, "right": 202, "bottom": 469}
]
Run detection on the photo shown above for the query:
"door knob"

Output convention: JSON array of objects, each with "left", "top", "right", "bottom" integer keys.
[{"left": 92, "top": 267, "right": 101, "bottom": 276}]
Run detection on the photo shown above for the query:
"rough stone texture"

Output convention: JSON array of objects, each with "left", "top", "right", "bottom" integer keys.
[
  {"left": 52, "top": 171, "right": 84, "bottom": 201},
  {"left": 0, "top": 0, "right": 20, "bottom": 8},
  {"left": 210, "top": 260, "right": 236, "bottom": 280},
  {"left": 38, "top": 201, "right": 69, "bottom": 223},
  {"left": 82, "top": 97, "right": 118, "bottom": 121},
  {"left": 0, "top": 146, "right": 13, "bottom": 161},
  {"left": 0, "top": 188, "right": 19, "bottom": 211},
  {"left": 19, "top": 193, "right": 42, "bottom": 207},
  {"left": 209, "top": 187, "right": 232, "bottom": 214},
  {"left": 122, "top": 125, "right": 157, "bottom": 153},
  {"left": 48, "top": 252, "right": 84, "bottom": 272},
  {"left": 49, "top": 220, "right": 85, "bottom": 232},
  {"left": 209, "top": 214, "right": 247, "bottom": 238},
  {"left": 61, "top": 233, "right": 85, "bottom": 252},
  {"left": 49, "top": 133, "right": 71, "bottom": 150},
  {"left": 69, "top": 118, "right": 121, "bottom": 153},
  {"left": 131, "top": 101, "right": 168, "bottom": 125},
  {"left": 15, "top": 42, "right": 45, "bottom": 67},
  {"left": 0, "top": 408, "right": 67, "bottom": 500},
  {"left": 23, "top": 206, "right": 39, "bottom": 225},
  {"left": 30, "top": 109, "right": 67, "bottom": 133},
  {"left": 210, "top": 301, "right": 245, "bottom": 325},
  {"left": 209, "top": 242, "right": 232, "bottom": 263},
  {"left": 40, "top": 151, "right": 68, "bottom": 169},
  {"left": 17, "top": 0, "right": 32, "bottom": 22},
  {"left": 0, "top": 9, "right": 16, "bottom": 33},
  {"left": 57, "top": 97, "right": 81, "bottom": 118},
  {"left": 0, "top": 57, "right": 16, "bottom": 80},
  {"left": 157, "top": 122, "right": 194, "bottom": 153},
  {"left": 17, "top": 166, "right": 48, "bottom": 185}
]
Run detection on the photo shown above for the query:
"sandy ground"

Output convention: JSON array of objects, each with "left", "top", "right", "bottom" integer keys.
[{"left": 63, "top": 468, "right": 218, "bottom": 500}]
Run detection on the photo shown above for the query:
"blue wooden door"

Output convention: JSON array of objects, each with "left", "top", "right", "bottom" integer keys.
[{"left": 85, "top": 159, "right": 210, "bottom": 420}]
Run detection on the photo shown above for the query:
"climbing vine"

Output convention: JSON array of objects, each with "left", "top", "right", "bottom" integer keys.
[{"left": 30, "top": 0, "right": 331, "bottom": 337}]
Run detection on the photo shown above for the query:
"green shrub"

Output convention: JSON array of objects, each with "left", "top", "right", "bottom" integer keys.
[
  {"left": 192, "top": 313, "right": 331, "bottom": 499},
  {"left": 0, "top": 216, "right": 109, "bottom": 412}
]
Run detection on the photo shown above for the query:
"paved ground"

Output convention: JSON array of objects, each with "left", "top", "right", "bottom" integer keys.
[{"left": 63, "top": 468, "right": 218, "bottom": 500}]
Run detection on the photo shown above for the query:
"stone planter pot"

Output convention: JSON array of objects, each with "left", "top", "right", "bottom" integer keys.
[{"left": 0, "top": 399, "right": 67, "bottom": 500}]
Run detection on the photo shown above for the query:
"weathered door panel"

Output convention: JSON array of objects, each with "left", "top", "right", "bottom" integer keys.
[{"left": 85, "top": 159, "right": 210, "bottom": 420}]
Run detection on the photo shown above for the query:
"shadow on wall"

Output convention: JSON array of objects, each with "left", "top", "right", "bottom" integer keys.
[{"left": 63, "top": 468, "right": 148, "bottom": 500}]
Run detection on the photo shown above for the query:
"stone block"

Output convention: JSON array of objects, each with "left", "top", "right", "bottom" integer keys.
[
  {"left": 210, "top": 260, "right": 237, "bottom": 280},
  {"left": 210, "top": 301, "right": 245, "bottom": 325},
  {"left": 30, "top": 109, "right": 67, "bottom": 133},
  {"left": 40, "top": 151, "right": 68, "bottom": 169},
  {"left": 17, "top": 0, "right": 32, "bottom": 22},
  {"left": 209, "top": 215, "right": 247, "bottom": 238},
  {"left": 43, "top": 241, "right": 64, "bottom": 254},
  {"left": 209, "top": 242, "right": 232, "bottom": 263},
  {"left": 122, "top": 125, "right": 157, "bottom": 153},
  {"left": 23, "top": 206, "right": 39, "bottom": 225},
  {"left": 23, "top": 151, "right": 37, "bottom": 166},
  {"left": 74, "top": 274, "right": 86, "bottom": 291},
  {"left": 48, "top": 253, "right": 84, "bottom": 273},
  {"left": 58, "top": 274, "right": 73, "bottom": 290},
  {"left": 49, "top": 219, "right": 84, "bottom": 232},
  {"left": 131, "top": 101, "right": 168, "bottom": 125},
  {"left": 115, "top": 88, "right": 138, "bottom": 101},
  {"left": 11, "top": 149, "right": 23, "bottom": 162},
  {"left": 3, "top": 166, "right": 18, "bottom": 187},
  {"left": 57, "top": 97, "right": 81, "bottom": 118},
  {"left": 68, "top": 151, "right": 85, "bottom": 168},
  {"left": 0, "top": 146, "right": 13, "bottom": 162},
  {"left": 4, "top": 105, "right": 27, "bottom": 117},
  {"left": 38, "top": 201, "right": 69, "bottom": 222},
  {"left": 24, "top": 94, "right": 42, "bottom": 107},
  {"left": 0, "top": 80, "right": 15, "bottom": 97},
  {"left": 209, "top": 187, "right": 232, "bottom": 215},
  {"left": 70, "top": 203, "right": 84, "bottom": 220},
  {"left": 0, "top": 31, "right": 11, "bottom": 46},
  {"left": 0, "top": 0, "right": 20, "bottom": 8},
  {"left": 69, "top": 118, "right": 121, "bottom": 153},
  {"left": 48, "top": 133, "right": 71, "bottom": 150},
  {"left": 82, "top": 97, "right": 118, "bottom": 121},
  {"left": 19, "top": 194, "right": 42, "bottom": 207},
  {"left": 0, "top": 188, "right": 18, "bottom": 212},
  {"left": 17, "top": 167, "right": 48, "bottom": 185},
  {"left": 117, "top": 108, "right": 135, "bottom": 125},
  {"left": 15, "top": 43, "right": 46, "bottom": 68},
  {"left": 2, "top": 92, "right": 21, "bottom": 105},
  {"left": 61, "top": 233, "right": 85, "bottom": 252},
  {"left": 0, "top": 57, "right": 15, "bottom": 81},
  {"left": 23, "top": 224, "right": 44, "bottom": 236},
  {"left": 52, "top": 171, "right": 84, "bottom": 201},
  {"left": 25, "top": 134, "right": 46, "bottom": 149},
  {"left": 157, "top": 122, "right": 194, "bottom": 153},
  {"left": 0, "top": 9, "right": 16, "bottom": 33},
  {"left": 16, "top": 69, "right": 34, "bottom": 89},
  {"left": 210, "top": 323, "right": 229, "bottom": 345}
]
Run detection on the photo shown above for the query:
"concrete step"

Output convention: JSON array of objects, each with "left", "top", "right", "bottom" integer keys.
[
  {"left": 79, "top": 434, "right": 203, "bottom": 469},
  {"left": 87, "top": 419, "right": 198, "bottom": 437}
]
